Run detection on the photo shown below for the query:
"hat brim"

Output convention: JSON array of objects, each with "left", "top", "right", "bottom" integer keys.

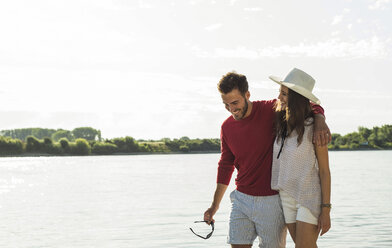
[{"left": 269, "top": 75, "right": 321, "bottom": 104}]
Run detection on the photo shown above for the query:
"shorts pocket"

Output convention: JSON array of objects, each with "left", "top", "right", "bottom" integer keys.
[{"left": 229, "top": 190, "right": 236, "bottom": 203}]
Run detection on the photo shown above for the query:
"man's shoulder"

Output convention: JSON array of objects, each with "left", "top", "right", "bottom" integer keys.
[
  {"left": 251, "top": 99, "right": 277, "bottom": 115},
  {"left": 252, "top": 99, "right": 276, "bottom": 107},
  {"left": 221, "top": 115, "right": 234, "bottom": 128}
]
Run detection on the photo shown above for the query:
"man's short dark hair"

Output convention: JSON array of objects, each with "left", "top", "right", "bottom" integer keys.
[{"left": 217, "top": 71, "right": 249, "bottom": 95}]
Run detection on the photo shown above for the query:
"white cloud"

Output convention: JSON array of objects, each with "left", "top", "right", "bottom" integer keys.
[
  {"left": 230, "top": 0, "right": 238, "bottom": 6},
  {"left": 216, "top": 47, "right": 260, "bottom": 59},
  {"left": 347, "top": 24, "right": 353, "bottom": 29},
  {"left": 192, "top": 37, "right": 391, "bottom": 59},
  {"left": 331, "top": 31, "right": 340, "bottom": 36},
  {"left": 190, "top": 45, "right": 210, "bottom": 57},
  {"left": 189, "top": 0, "right": 202, "bottom": 5},
  {"left": 332, "top": 15, "right": 343, "bottom": 25},
  {"left": 369, "top": 0, "right": 391, "bottom": 10},
  {"left": 138, "top": 0, "right": 154, "bottom": 9},
  {"left": 260, "top": 37, "right": 390, "bottom": 58},
  {"left": 316, "top": 88, "right": 392, "bottom": 99},
  {"left": 253, "top": 80, "right": 279, "bottom": 90},
  {"left": 204, "top": 23, "right": 222, "bottom": 31},
  {"left": 244, "top": 7, "right": 263, "bottom": 12},
  {"left": 192, "top": 46, "right": 259, "bottom": 59}
]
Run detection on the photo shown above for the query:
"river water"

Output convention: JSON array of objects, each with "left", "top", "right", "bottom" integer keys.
[{"left": 0, "top": 151, "right": 391, "bottom": 247}]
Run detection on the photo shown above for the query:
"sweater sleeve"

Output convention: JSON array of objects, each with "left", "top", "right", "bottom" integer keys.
[
  {"left": 217, "top": 127, "right": 235, "bottom": 185},
  {"left": 311, "top": 103, "right": 325, "bottom": 117}
]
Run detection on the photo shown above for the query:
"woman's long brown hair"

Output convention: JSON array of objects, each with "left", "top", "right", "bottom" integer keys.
[{"left": 275, "top": 89, "right": 314, "bottom": 145}]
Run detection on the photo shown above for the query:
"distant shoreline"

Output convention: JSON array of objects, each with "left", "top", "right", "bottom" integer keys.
[
  {"left": 1, "top": 148, "right": 392, "bottom": 158},
  {"left": 0, "top": 150, "right": 221, "bottom": 158},
  {"left": 2, "top": 125, "right": 391, "bottom": 156},
  {"left": 329, "top": 147, "right": 392, "bottom": 151}
]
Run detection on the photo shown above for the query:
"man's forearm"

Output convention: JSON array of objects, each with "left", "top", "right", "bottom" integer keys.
[
  {"left": 204, "top": 183, "right": 229, "bottom": 224},
  {"left": 313, "top": 113, "right": 331, "bottom": 146},
  {"left": 211, "top": 183, "right": 228, "bottom": 209}
]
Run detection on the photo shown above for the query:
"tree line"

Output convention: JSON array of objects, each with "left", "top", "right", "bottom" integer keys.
[
  {"left": 0, "top": 125, "right": 391, "bottom": 156},
  {"left": 0, "top": 127, "right": 221, "bottom": 156},
  {"left": 0, "top": 127, "right": 102, "bottom": 142},
  {"left": 328, "top": 125, "right": 392, "bottom": 150}
]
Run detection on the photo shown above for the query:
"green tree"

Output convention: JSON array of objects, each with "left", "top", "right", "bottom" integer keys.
[
  {"left": 52, "top": 130, "right": 74, "bottom": 141},
  {"left": 31, "top": 128, "right": 57, "bottom": 139},
  {"left": 378, "top": 125, "right": 392, "bottom": 146},
  {"left": 92, "top": 142, "right": 118, "bottom": 155},
  {"left": 164, "top": 139, "right": 181, "bottom": 152},
  {"left": 0, "top": 136, "right": 23, "bottom": 155},
  {"left": 199, "top": 139, "right": 220, "bottom": 151},
  {"left": 72, "top": 127, "right": 100, "bottom": 141},
  {"left": 26, "top": 136, "right": 41, "bottom": 152},
  {"left": 44, "top": 137, "right": 53, "bottom": 146},
  {"left": 110, "top": 136, "right": 139, "bottom": 153},
  {"left": 59, "top": 138, "right": 70, "bottom": 151},
  {"left": 358, "top": 127, "right": 372, "bottom": 141},
  {"left": 1, "top": 128, "right": 56, "bottom": 140},
  {"left": 344, "top": 132, "right": 363, "bottom": 147},
  {"left": 335, "top": 136, "right": 347, "bottom": 147},
  {"left": 124, "top": 136, "right": 138, "bottom": 152},
  {"left": 71, "top": 138, "right": 91, "bottom": 155},
  {"left": 179, "top": 144, "right": 190, "bottom": 152},
  {"left": 160, "top": 138, "right": 171, "bottom": 143},
  {"left": 330, "top": 133, "right": 341, "bottom": 145},
  {"left": 368, "top": 127, "right": 382, "bottom": 148}
]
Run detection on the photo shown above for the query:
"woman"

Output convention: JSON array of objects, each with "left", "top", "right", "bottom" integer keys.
[{"left": 269, "top": 68, "right": 331, "bottom": 248}]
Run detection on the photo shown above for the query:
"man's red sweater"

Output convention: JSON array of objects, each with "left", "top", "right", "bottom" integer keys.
[{"left": 217, "top": 99, "right": 324, "bottom": 196}]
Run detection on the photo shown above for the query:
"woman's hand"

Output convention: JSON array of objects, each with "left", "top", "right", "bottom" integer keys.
[{"left": 318, "top": 209, "right": 331, "bottom": 236}]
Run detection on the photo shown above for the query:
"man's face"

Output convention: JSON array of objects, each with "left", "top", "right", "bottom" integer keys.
[{"left": 221, "top": 89, "right": 250, "bottom": 120}]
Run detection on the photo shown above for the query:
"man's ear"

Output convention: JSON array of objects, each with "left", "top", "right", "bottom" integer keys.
[{"left": 245, "top": 91, "right": 250, "bottom": 100}]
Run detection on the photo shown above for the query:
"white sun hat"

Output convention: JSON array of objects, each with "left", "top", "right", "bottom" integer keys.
[{"left": 269, "top": 68, "right": 320, "bottom": 104}]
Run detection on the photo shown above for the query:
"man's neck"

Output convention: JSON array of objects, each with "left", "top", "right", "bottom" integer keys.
[{"left": 243, "top": 100, "right": 253, "bottom": 119}]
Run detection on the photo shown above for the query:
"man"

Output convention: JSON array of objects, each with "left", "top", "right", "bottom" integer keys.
[{"left": 203, "top": 72, "right": 330, "bottom": 248}]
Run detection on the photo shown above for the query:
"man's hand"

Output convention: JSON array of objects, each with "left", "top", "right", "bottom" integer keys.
[
  {"left": 204, "top": 206, "right": 218, "bottom": 225},
  {"left": 313, "top": 114, "right": 331, "bottom": 146}
]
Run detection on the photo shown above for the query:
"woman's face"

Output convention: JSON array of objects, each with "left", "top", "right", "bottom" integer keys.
[{"left": 278, "top": 85, "right": 289, "bottom": 110}]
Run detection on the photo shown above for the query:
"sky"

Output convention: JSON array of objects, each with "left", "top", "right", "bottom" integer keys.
[{"left": 0, "top": 0, "right": 391, "bottom": 139}]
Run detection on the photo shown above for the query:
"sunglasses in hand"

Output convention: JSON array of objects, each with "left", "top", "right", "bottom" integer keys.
[{"left": 189, "top": 221, "right": 215, "bottom": 239}]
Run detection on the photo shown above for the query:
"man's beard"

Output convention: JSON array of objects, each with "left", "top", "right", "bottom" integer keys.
[
  {"left": 233, "top": 98, "right": 248, "bottom": 120},
  {"left": 239, "top": 99, "right": 249, "bottom": 119}
]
